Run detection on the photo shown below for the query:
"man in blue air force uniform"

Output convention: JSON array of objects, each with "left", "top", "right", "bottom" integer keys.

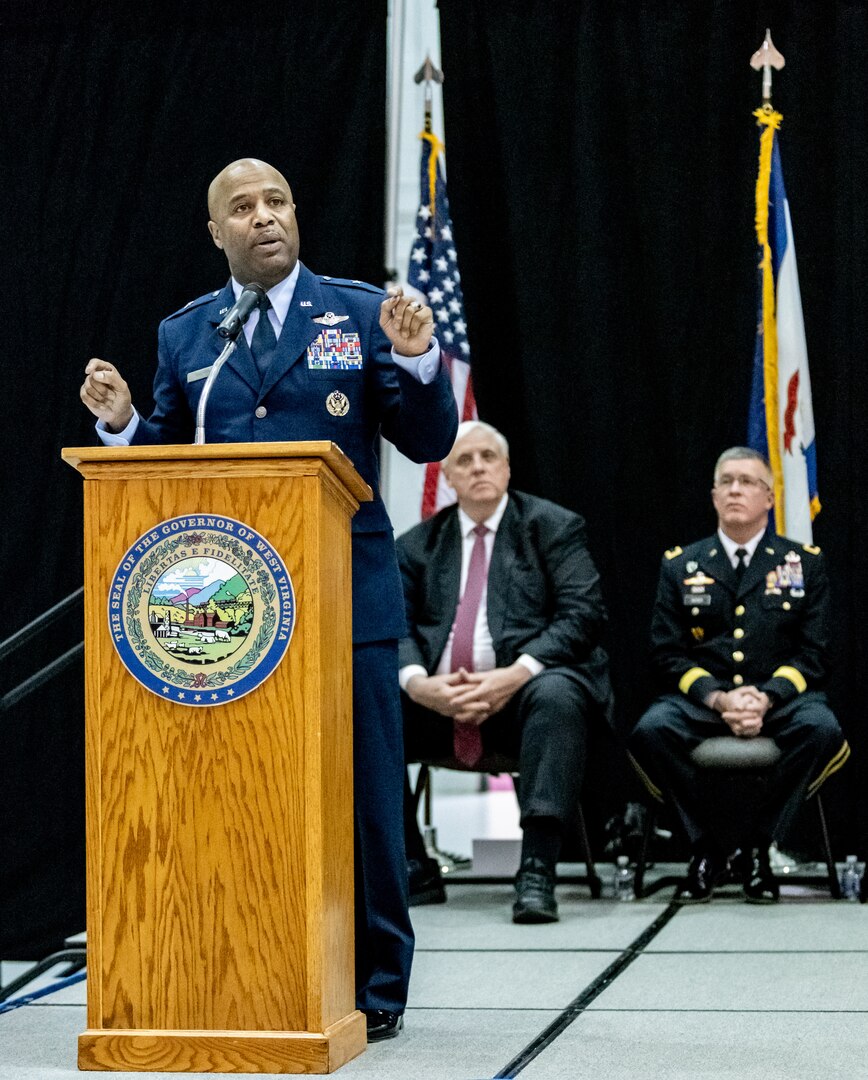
[
  {"left": 629, "top": 447, "right": 849, "bottom": 904},
  {"left": 80, "top": 158, "right": 459, "bottom": 1041}
]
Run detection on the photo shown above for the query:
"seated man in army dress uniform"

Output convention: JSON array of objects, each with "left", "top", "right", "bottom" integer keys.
[{"left": 629, "top": 447, "right": 849, "bottom": 903}]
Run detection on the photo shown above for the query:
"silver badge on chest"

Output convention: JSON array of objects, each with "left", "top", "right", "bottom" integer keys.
[{"left": 326, "top": 390, "right": 350, "bottom": 417}]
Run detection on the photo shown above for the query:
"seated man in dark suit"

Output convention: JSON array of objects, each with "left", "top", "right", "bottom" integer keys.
[
  {"left": 629, "top": 447, "right": 849, "bottom": 904},
  {"left": 396, "top": 420, "right": 612, "bottom": 923}
]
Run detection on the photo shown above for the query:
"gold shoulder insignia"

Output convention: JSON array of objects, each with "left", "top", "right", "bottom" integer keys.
[
  {"left": 664, "top": 546, "right": 683, "bottom": 560},
  {"left": 802, "top": 543, "right": 821, "bottom": 555}
]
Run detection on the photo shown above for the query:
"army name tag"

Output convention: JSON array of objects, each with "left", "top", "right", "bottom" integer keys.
[{"left": 683, "top": 594, "right": 711, "bottom": 606}]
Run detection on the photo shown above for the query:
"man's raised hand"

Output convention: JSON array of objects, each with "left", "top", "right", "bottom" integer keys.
[
  {"left": 80, "top": 359, "right": 133, "bottom": 432},
  {"left": 379, "top": 286, "right": 434, "bottom": 357}
]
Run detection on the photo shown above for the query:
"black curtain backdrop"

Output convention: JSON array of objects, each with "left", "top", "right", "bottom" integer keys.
[
  {"left": 3, "top": 1, "right": 866, "bottom": 957},
  {"left": 438, "top": 1, "right": 867, "bottom": 851},
  {"left": 0, "top": 2, "right": 387, "bottom": 957}
]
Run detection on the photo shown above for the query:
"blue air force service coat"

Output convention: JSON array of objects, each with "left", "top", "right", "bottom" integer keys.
[{"left": 130, "top": 262, "right": 459, "bottom": 643}]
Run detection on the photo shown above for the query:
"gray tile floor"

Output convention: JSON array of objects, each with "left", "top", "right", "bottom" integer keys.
[
  {"left": 2, "top": 874, "right": 867, "bottom": 1080},
  {"left": 3, "top": 790, "right": 865, "bottom": 1077}
]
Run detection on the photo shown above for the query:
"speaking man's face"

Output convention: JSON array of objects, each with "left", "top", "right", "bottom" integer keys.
[{"left": 207, "top": 159, "right": 300, "bottom": 289}]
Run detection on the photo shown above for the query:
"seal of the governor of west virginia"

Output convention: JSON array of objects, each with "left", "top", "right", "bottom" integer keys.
[{"left": 108, "top": 514, "right": 295, "bottom": 706}]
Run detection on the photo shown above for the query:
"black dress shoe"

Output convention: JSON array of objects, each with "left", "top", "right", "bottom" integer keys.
[
  {"left": 408, "top": 856, "right": 447, "bottom": 907},
  {"left": 676, "top": 851, "right": 724, "bottom": 904},
  {"left": 512, "top": 858, "right": 558, "bottom": 923},
  {"left": 742, "top": 847, "right": 780, "bottom": 904},
  {"left": 364, "top": 1009, "right": 404, "bottom": 1042}
]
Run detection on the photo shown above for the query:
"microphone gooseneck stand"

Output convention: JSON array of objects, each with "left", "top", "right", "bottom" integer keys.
[
  {"left": 194, "top": 337, "right": 238, "bottom": 445},
  {"left": 194, "top": 281, "right": 265, "bottom": 445}
]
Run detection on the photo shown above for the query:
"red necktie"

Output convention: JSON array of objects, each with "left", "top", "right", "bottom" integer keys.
[{"left": 451, "top": 524, "right": 488, "bottom": 766}]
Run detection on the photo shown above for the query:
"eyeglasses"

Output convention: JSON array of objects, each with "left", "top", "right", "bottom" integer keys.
[{"left": 714, "top": 474, "right": 771, "bottom": 491}]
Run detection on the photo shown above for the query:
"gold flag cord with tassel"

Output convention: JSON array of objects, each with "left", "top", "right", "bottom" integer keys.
[
  {"left": 420, "top": 130, "right": 445, "bottom": 217},
  {"left": 754, "top": 106, "right": 786, "bottom": 533}
]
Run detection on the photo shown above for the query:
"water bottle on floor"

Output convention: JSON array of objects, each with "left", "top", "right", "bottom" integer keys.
[
  {"left": 614, "top": 855, "right": 635, "bottom": 901},
  {"left": 840, "top": 855, "right": 862, "bottom": 901}
]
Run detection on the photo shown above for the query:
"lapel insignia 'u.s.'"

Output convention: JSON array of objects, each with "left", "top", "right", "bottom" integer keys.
[
  {"left": 326, "top": 390, "right": 350, "bottom": 417},
  {"left": 313, "top": 311, "right": 350, "bottom": 326}
]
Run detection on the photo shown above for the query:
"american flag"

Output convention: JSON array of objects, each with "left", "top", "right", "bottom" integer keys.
[{"left": 406, "top": 131, "right": 476, "bottom": 517}]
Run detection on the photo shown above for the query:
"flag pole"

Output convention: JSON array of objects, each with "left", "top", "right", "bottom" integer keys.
[
  {"left": 750, "top": 31, "right": 787, "bottom": 529},
  {"left": 414, "top": 56, "right": 445, "bottom": 214},
  {"left": 384, "top": 0, "right": 407, "bottom": 286},
  {"left": 413, "top": 55, "right": 447, "bottom": 521},
  {"left": 414, "top": 54, "right": 443, "bottom": 136}
]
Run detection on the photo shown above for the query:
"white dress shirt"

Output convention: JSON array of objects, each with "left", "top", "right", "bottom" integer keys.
[{"left": 717, "top": 526, "right": 767, "bottom": 569}]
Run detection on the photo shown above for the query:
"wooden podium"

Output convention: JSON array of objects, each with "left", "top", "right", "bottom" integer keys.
[{"left": 62, "top": 442, "right": 371, "bottom": 1074}]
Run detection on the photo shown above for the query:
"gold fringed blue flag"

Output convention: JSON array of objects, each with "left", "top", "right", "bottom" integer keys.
[{"left": 748, "top": 107, "right": 820, "bottom": 543}]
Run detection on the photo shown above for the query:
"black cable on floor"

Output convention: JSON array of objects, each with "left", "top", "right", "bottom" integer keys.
[{"left": 493, "top": 900, "right": 682, "bottom": 1078}]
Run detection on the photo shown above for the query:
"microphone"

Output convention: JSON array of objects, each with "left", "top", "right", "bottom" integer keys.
[{"left": 216, "top": 282, "right": 266, "bottom": 339}]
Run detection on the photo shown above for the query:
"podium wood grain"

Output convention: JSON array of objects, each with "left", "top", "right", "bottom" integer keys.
[{"left": 63, "top": 444, "right": 370, "bottom": 1073}]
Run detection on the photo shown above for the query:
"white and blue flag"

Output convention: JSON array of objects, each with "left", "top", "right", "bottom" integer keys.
[{"left": 748, "top": 109, "right": 819, "bottom": 543}]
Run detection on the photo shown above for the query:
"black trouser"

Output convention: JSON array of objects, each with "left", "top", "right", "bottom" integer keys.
[
  {"left": 403, "top": 669, "right": 591, "bottom": 860},
  {"left": 629, "top": 691, "right": 847, "bottom": 848}
]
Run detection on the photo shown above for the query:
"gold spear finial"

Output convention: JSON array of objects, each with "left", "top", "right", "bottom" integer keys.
[
  {"left": 414, "top": 55, "right": 444, "bottom": 87},
  {"left": 750, "top": 29, "right": 785, "bottom": 108},
  {"left": 414, "top": 55, "right": 444, "bottom": 134}
]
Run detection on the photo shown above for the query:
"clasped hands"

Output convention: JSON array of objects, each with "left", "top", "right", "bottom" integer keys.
[
  {"left": 707, "top": 686, "right": 772, "bottom": 738},
  {"left": 406, "top": 663, "right": 531, "bottom": 725}
]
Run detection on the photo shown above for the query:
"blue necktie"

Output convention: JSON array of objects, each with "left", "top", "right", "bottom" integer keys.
[{"left": 250, "top": 295, "right": 277, "bottom": 377}]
